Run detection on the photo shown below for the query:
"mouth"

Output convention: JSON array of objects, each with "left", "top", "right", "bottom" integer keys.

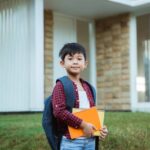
[{"left": 71, "top": 67, "right": 80, "bottom": 69}]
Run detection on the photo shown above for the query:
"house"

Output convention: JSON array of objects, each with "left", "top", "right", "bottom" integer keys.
[{"left": 0, "top": 0, "right": 150, "bottom": 112}]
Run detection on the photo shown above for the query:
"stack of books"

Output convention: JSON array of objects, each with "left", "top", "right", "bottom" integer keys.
[{"left": 68, "top": 106, "right": 105, "bottom": 139}]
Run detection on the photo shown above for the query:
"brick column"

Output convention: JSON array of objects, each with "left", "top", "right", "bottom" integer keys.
[
  {"left": 44, "top": 10, "right": 53, "bottom": 98},
  {"left": 95, "top": 13, "right": 131, "bottom": 111}
]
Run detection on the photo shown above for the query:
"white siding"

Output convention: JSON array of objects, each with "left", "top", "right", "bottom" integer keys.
[{"left": 0, "top": 0, "right": 44, "bottom": 112}]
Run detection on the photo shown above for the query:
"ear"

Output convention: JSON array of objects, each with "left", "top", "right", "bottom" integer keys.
[
  {"left": 60, "top": 60, "right": 65, "bottom": 68},
  {"left": 84, "top": 61, "right": 88, "bottom": 69}
]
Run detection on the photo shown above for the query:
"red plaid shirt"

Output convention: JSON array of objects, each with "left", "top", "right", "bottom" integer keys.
[{"left": 52, "top": 79, "right": 95, "bottom": 138}]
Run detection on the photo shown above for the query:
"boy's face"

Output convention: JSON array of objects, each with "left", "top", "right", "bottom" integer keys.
[{"left": 60, "top": 53, "right": 87, "bottom": 75}]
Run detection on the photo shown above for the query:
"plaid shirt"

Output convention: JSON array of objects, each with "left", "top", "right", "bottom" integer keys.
[{"left": 52, "top": 79, "right": 95, "bottom": 138}]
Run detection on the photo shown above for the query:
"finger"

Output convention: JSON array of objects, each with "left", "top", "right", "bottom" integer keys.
[
  {"left": 100, "top": 132, "right": 107, "bottom": 137},
  {"left": 99, "top": 133, "right": 107, "bottom": 140},
  {"left": 84, "top": 132, "right": 92, "bottom": 138},
  {"left": 100, "top": 129, "right": 108, "bottom": 134},
  {"left": 101, "top": 125, "right": 107, "bottom": 130},
  {"left": 88, "top": 132, "right": 93, "bottom": 138},
  {"left": 99, "top": 134, "right": 105, "bottom": 140},
  {"left": 100, "top": 127, "right": 108, "bottom": 133},
  {"left": 89, "top": 124, "right": 96, "bottom": 130},
  {"left": 99, "top": 130, "right": 108, "bottom": 140},
  {"left": 92, "top": 125, "right": 96, "bottom": 130}
]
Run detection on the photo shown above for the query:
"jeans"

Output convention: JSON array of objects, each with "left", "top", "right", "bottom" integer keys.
[{"left": 60, "top": 136, "right": 95, "bottom": 150}]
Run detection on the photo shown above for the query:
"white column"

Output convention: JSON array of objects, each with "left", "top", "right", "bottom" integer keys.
[
  {"left": 129, "top": 15, "right": 138, "bottom": 112},
  {"left": 89, "top": 21, "right": 97, "bottom": 103}
]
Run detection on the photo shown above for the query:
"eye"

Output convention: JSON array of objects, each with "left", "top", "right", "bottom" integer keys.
[
  {"left": 68, "top": 57, "right": 72, "bottom": 60},
  {"left": 78, "top": 58, "right": 82, "bottom": 61}
]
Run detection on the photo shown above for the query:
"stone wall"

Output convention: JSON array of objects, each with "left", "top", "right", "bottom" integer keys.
[
  {"left": 44, "top": 10, "right": 53, "bottom": 98},
  {"left": 95, "top": 13, "right": 131, "bottom": 110}
]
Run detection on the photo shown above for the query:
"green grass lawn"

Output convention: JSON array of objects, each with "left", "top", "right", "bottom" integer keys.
[{"left": 0, "top": 112, "right": 150, "bottom": 150}]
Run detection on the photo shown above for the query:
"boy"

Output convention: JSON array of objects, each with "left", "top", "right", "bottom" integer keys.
[{"left": 52, "top": 43, "right": 108, "bottom": 150}]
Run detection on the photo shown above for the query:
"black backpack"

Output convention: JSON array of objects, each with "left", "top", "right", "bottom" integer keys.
[{"left": 42, "top": 76, "right": 97, "bottom": 150}]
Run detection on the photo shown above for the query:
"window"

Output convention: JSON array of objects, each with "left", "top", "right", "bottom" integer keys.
[{"left": 137, "top": 14, "right": 150, "bottom": 102}]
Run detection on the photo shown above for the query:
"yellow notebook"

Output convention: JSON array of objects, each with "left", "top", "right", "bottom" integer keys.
[
  {"left": 94, "top": 110, "right": 105, "bottom": 136},
  {"left": 68, "top": 107, "right": 105, "bottom": 139}
]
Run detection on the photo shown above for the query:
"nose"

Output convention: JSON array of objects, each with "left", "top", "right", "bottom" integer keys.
[{"left": 73, "top": 59, "right": 78, "bottom": 64}]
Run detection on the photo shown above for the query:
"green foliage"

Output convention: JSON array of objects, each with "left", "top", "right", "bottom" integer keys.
[{"left": 0, "top": 112, "right": 150, "bottom": 150}]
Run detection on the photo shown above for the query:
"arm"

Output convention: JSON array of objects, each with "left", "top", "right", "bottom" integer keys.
[{"left": 52, "top": 81, "right": 82, "bottom": 128}]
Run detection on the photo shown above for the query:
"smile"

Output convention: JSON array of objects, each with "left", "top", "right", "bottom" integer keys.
[{"left": 71, "top": 67, "right": 80, "bottom": 69}]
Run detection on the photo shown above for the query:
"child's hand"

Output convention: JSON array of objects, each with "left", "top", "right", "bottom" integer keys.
[
  {"left": 99, "top": 125, "right": 108, "bottom": 140},
  {"left": 80, "top": 121, "right": 96, "bottom": 137}
]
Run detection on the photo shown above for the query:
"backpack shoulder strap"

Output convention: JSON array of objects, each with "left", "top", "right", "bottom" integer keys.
[
  {"left": 56, "top": 76, "right": 76, "bottom": 112},
  {"left": 83, "top": 80, "right": 96, "bottom": 104}
]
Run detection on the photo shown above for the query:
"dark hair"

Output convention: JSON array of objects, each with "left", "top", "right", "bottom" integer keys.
[{"left": 59, "top": 43, "right": 86, "bottom": 61}]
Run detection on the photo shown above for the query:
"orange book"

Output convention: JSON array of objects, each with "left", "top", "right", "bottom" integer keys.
[{"left": 68, "top": 107, "right": 102, "bottom": 139}]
